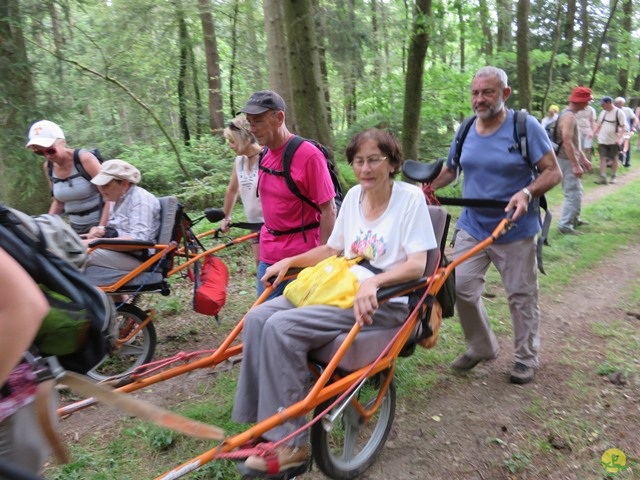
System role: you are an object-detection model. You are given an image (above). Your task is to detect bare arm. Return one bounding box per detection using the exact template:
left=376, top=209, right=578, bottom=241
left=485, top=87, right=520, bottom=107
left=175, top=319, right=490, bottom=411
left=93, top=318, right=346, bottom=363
left=78, top=150, right=103, bottom=179
left=560, top=114, right=586, bottom=177
left=505, top=151, right=562, bottom=220
left=221, top=167, right=240, bottom=232
left=430, top=165, right=458, bottom=190
left=318, top=198, right=337, bottom=244
left=98, top=201, right=110, bottom=227
left=0, top=249, right=48, bottom=384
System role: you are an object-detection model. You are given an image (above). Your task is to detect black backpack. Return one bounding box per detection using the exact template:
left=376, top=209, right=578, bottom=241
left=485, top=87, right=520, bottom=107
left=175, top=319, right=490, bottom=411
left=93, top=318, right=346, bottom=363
left=47, top=148, right=104, bottom=184
left=543, top=110, right=571, bottom=154
left=259, top=135, right=343, bottom=211
left=0, top=204, right=116, bottom=374
left=451, top=110, right=552, bottom=274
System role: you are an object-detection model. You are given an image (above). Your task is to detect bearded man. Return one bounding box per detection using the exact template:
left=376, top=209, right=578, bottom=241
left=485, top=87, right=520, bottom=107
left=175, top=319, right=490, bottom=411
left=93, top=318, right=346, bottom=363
left=431, top=66, right=562, bottom=384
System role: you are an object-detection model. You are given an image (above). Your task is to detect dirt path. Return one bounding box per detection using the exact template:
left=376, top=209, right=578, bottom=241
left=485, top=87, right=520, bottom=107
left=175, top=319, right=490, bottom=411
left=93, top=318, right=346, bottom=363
left=57, top=166, right=640, bottom=479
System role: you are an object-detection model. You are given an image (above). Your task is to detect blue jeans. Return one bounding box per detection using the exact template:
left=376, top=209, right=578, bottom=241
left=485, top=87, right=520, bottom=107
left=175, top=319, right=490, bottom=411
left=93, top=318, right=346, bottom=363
left=257, top=261, right=292, bottom=300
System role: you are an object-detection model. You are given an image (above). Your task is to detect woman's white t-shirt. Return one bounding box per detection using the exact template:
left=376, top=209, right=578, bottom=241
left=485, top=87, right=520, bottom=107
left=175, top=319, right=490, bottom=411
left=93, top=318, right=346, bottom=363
left=328, top=180, right=437, bottom=277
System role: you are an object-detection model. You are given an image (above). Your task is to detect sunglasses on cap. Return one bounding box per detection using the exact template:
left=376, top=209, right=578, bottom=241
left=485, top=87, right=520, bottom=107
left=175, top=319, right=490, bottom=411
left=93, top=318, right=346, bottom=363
left=32, top=147, right=57, bottom=156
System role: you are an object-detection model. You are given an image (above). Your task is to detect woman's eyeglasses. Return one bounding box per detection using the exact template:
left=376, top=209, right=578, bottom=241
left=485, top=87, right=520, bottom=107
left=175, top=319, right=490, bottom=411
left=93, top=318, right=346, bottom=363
left=32, top=148, right=57, bottom=156
left=352, top=155, right=387, bottom=168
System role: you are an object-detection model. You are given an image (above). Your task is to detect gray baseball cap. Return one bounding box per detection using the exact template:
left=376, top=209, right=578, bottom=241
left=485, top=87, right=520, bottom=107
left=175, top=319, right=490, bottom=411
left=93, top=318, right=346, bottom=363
left=240, top=90, right=286, bottom=114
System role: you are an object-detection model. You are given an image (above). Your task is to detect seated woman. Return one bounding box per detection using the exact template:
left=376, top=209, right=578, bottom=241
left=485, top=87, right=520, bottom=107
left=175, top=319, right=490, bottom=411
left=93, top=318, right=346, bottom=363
left=232, top=128, right=437, bottom=474
left=83, top=159, right=161, bottom=285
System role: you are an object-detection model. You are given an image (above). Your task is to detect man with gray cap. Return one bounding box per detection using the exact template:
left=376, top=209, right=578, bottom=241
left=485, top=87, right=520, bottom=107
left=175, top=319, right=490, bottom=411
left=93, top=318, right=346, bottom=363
left=240, top=90, right=337, bottom=299
left=83, top=159, right=161, bottom=283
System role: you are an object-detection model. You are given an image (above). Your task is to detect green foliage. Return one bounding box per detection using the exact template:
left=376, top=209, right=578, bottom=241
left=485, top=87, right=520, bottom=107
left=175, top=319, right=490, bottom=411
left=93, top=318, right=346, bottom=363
left=114, top=136, right=233, bottom=210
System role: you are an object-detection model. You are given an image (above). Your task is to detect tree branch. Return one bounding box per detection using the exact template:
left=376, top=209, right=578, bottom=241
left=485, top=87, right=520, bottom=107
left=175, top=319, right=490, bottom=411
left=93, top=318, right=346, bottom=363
left=28, top=40, right=191, bottom=179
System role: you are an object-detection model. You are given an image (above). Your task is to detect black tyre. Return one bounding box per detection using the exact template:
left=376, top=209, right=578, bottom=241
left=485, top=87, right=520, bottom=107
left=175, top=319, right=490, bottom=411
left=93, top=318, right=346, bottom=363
left=310, top=372, right=396, bottom=479
left=87, top=303, right=156, bottom=382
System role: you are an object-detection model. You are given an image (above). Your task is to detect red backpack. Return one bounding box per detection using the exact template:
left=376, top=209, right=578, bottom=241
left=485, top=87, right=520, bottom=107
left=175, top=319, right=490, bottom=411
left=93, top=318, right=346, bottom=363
left=193, top=255, right=229, bottom=318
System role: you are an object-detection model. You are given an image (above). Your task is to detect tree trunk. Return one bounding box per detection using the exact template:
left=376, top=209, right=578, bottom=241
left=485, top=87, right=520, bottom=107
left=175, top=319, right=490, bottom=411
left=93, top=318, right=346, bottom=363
left=633, top=51, right=640, bottom=92
left=478, top=0, right=493, bottom=56
left=496, top=0, right=512, bottom=52
left=188, top=35, right=204, bottom=139
left=47, top=0, right=64, bottom=82
left=402, top=0, right=432, bottom=160
left=559, top=0, right=576, bottom=81
left=198, top=0, right=224, bottom=134
left=282, top=0, right=332, bottom=147
left=370, top=0, right=382, bottom=82
left=616, top=0, right=632, bottom=96
left=228, top=0, right=240, bottom=117
left=516, top=0, right=532, bottom=110
left=578, top=0, right=589, bottom=69
left=176, top=7, right=191, bottom=146
left=589, top=0, right=619, bottom=89
left=244, top=1, right=264, bottom=92
left=263, top=0, right=296, bottom=131
left=541, top=4, right=562, bottom=113
left=313, top=2, right=333, bottom=130
left=0, top=0, right=50, bottom=211
left=455, top=0, right=465, bottom=71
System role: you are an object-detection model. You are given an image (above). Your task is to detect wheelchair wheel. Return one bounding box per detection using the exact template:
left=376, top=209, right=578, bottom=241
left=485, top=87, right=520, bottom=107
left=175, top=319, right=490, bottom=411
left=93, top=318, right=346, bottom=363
left=310, top=371, right=396, bottom=480
left=87, top=304, right=156, bottom=382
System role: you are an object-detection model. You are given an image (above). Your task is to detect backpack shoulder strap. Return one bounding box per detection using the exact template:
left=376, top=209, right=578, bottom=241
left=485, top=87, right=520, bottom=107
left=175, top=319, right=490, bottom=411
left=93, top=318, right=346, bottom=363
left=282, top=135, right=320, bottom=211
left=73, top=149, right=92, bottom=182
left=514, top=109, right=552, bottom=274
left=514, top=109, right=529, bottom=161
left=452, top=115, right=476, bottom=170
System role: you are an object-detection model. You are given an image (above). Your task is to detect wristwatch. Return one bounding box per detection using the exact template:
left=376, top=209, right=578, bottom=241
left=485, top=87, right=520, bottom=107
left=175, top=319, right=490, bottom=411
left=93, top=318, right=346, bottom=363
left=522, top=187, right=533, bottom=203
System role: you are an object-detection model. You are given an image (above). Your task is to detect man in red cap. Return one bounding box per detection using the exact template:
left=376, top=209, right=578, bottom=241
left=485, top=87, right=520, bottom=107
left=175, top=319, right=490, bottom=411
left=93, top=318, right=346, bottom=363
left=556, top=87, right=594, bottom=235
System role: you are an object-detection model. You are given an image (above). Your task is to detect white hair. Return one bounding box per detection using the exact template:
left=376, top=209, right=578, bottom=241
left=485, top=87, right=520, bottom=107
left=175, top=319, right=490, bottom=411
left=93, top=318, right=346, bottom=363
left=473, top=66, right=509, bottom=89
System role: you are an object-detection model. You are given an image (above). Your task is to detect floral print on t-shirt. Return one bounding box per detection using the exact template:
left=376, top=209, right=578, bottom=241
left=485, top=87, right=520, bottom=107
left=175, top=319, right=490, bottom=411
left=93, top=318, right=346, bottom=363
left=351, top=228, right=387, bottom=260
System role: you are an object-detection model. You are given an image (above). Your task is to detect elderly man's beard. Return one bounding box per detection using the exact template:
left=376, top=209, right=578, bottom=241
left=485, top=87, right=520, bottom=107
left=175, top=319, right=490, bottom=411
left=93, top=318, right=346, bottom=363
left=474, top=95, right=505, bottom=120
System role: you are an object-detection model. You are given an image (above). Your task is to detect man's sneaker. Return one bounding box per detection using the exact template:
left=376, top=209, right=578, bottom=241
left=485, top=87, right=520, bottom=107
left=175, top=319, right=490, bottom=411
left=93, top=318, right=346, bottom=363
left=575, top=219, right=590, bottom=227
left=451, top=352, right=497, bottom=371
left=244, top=445, right=309, bottom=473
left=558, top=227, right=583, bottom=236
left=610, top=175, right=617, bottom=184
left=510, top=362, right=535, bottom=384
left=594, top=176, right=608, bottom=185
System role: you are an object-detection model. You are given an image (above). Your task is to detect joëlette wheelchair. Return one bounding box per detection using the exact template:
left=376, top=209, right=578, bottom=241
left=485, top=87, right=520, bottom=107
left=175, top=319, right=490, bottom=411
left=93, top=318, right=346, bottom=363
left=82, top=197, right=260, bottom=382
left=61, top=160, right=515, bottom=479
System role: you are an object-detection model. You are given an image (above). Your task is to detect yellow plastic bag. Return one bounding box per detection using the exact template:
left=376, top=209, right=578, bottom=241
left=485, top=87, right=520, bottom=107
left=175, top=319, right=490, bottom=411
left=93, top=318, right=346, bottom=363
left=284, top=255, right=362, bottom=309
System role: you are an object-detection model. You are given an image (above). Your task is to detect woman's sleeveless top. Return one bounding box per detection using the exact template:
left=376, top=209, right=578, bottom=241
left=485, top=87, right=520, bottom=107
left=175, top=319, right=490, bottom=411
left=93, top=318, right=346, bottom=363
left=51, top=150, right=102, bottom=233
left=235, top=155, right=263, bottom=223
